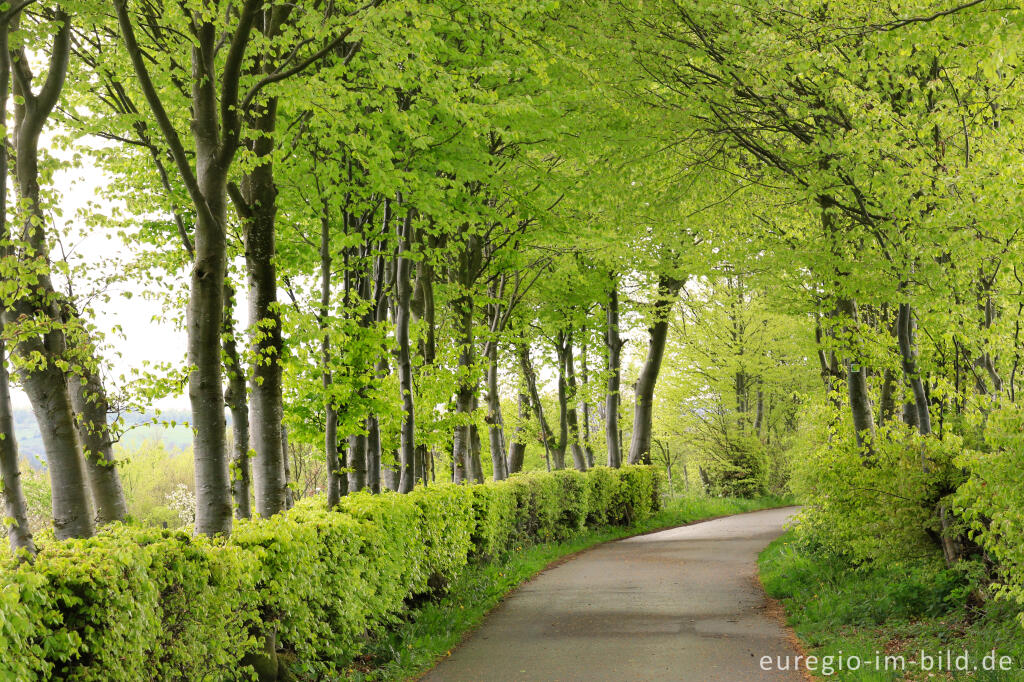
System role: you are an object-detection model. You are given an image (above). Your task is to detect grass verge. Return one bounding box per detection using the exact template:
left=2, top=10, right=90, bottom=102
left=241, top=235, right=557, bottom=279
left=351, top=493, right=792, bottom=680
left=759, top=532, right=1024, bottom=681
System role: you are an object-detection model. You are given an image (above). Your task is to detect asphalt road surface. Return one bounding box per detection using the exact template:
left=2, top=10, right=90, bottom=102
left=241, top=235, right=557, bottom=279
left=423, top=506, right=804, bottom=681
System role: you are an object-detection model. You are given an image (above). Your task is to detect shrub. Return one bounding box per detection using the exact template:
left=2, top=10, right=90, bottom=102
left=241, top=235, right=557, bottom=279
left=0, top=465, right=659, bottom=680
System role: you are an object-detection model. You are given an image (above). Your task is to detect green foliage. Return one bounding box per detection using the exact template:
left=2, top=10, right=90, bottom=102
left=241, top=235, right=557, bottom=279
left=0, top=466, right=659, bottom=680
left=955, top=406, right=1024, bottom=610
left=761, top=533, right=1024, bottom=682
left=789, top=414, right=964, bottom=563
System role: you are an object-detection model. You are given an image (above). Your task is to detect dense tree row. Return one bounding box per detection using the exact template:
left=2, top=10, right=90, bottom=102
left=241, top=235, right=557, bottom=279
left=0, top=0, right=700, bottom=551
left=5, top=1, right=1024, bottom=623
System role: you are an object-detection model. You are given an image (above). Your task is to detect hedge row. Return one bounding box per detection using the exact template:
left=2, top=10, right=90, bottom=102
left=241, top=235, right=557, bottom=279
left=0, top=465, right=660, bottom=681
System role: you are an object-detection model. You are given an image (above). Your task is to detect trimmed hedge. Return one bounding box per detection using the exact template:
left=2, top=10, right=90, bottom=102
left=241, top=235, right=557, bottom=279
left=0, top=465, right=660, bottom=681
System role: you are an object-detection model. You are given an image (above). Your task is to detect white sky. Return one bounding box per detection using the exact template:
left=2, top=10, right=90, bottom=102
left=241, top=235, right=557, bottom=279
left=8, top=138, right=188, bottom=408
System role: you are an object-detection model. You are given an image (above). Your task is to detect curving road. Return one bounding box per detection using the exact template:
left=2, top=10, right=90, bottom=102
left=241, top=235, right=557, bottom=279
left=423, top=507, right=803, bottom=681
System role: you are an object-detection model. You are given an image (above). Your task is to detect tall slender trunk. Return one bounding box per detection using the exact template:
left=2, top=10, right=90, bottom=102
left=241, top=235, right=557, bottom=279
left=368, top=411, right=385, bottom=491
left=451, top=290, right=476, bottom=483
left=239, top=93, right=286, bottom=519
left=554, top=346, right=569, bottom=471
left=579, top=341, right=594, bottom=468
left=365, top=250, right=389, bottom=495
left=517, top=343, right=558, bottom=470
left=67, top=359, right=128, bottom=525
left=558, top=331, right=587, bottom=471
left=838, top=298, right=877, bottom=448
left=0, top=332, right=35, bottom=555
left=281, top=425, right=293, bottom=509
left=468, top=416, right=484, bottom=483
left=5, top=15, right=94, bottom=539
left=507, top=391, right=528, bottom=474
left=222, top=282, right=251, bottom=519
left=0, top=22, right=33, bottom=556
left=347, top=433, right=367, bottom=492
left=605, top=281, right=623, bottom=467
left=898, top=302, right=931, bottom=436
left=189, top=159, right=231, bottom=535
left=319, top=212, right=342, bottom=507
left=394, top=209, right=416, bottom=493
left=485, top=342, right=508, bottom=480
left=627, top=274, right=684, bottom=465
left=878, top=368, right=897, bottom=427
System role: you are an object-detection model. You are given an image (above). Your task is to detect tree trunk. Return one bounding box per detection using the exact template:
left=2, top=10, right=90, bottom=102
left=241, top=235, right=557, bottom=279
left=0, top=23, right=34, bottom=556
left=605, top=281, right=623, bottom=467
left=485, top=342, right=509, bottom=481
left=836, top=298, right=876, bottom=449
left=627, top=274, right=684, bottom=465
left=0, top=332, right=35, bottom=555
left=222, top=283, right=251, bottom=520
left=394, top=209, right=416, bottom=493
left=554, top=348, right=569, bottom=471
left=6, top=16, right=94, bottom=539
left=579, top=341, right=595, bottom=468
left=558, top=332, right=587, bottom=472
left=281, top=425, right=293, bottom=509
left=898, top=302, right=931, bottom=435
left=240, top=134, right=286, bottom=518
left=347, top=433, right=367, bottom=493
left=368, top=411, right=385, bottom=491
left=469, top=418, right=484, bottom=483
left=507, top=392, right=528, bottom=474
left=319, top=213, right=343, bottom=507
left=188, top=164, right=232, bottom=535
left=878, top=368, right=897, bottom=427
left=67, top=363, right=128, bottom=525
left=517, top=343, right=558, bottom=470
left=451, top=296, right=475, bottom=483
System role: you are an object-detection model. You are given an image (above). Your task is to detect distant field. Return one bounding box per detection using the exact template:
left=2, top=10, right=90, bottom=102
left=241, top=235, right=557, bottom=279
left=13, top=409, right=196, bottom=467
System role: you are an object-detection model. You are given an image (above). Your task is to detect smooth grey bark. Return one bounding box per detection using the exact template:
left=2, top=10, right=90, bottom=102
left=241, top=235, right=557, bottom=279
left=0, top=45, right=31, bottom=548
left=878, top=368, right=897, bottom=427
left=222, top=283, right=251, bottom=520
left=605, top=282, right=623, bottom=467
left=66, top=359, right=128, bottom=525
left=579, top=342, right=595, bottom=468
left=507, top=392, right=528, bottom=474
left=451, top=306, right=474, bottom=481
left=114, top=0, right=269, bottom=536
left=347, top=433, right=367, bottom=493
left=468, top=417, right=484, bottom=483
left=838, top=298, right=876, bottom=449
left=627, top=274, right=684, bottom=465
left=409, top=236, right=437, bottom=489
left=517, top=343, right=557, bottom=470
left=318, top=212, right=343, bottom=507
left=484, top=342, right=508, bottom=481
left=0, top=332, right=35, bottom=556
left=5, top=14, right=94, bottom=539
left=898, top=302, right=932, bottom=436
left=394, top=209, right=416, bottom=493
left=557, top=331, right=587, bottom=472
left=231, top=5, right=289, bottom=520
left=0, top=26, right=32, bottom=556
left=754, top=388, right=765, bottom=437
left=281, top=425, right=293, bottom=509
left=553, top=349, right=569, bottom=471
left=365, top=248, right=389, bottom=495
left=365, top=415, right=382, bottom=494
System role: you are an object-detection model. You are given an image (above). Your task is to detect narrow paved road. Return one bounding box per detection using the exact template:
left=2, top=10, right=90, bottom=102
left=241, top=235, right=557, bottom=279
left=424, top=507, right=803, bottom=681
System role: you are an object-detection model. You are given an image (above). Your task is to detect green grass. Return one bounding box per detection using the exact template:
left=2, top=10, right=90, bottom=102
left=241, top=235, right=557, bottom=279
left=349, top=493, right=792, bottom=680
left=759, top=533, right=1024, bottom=681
